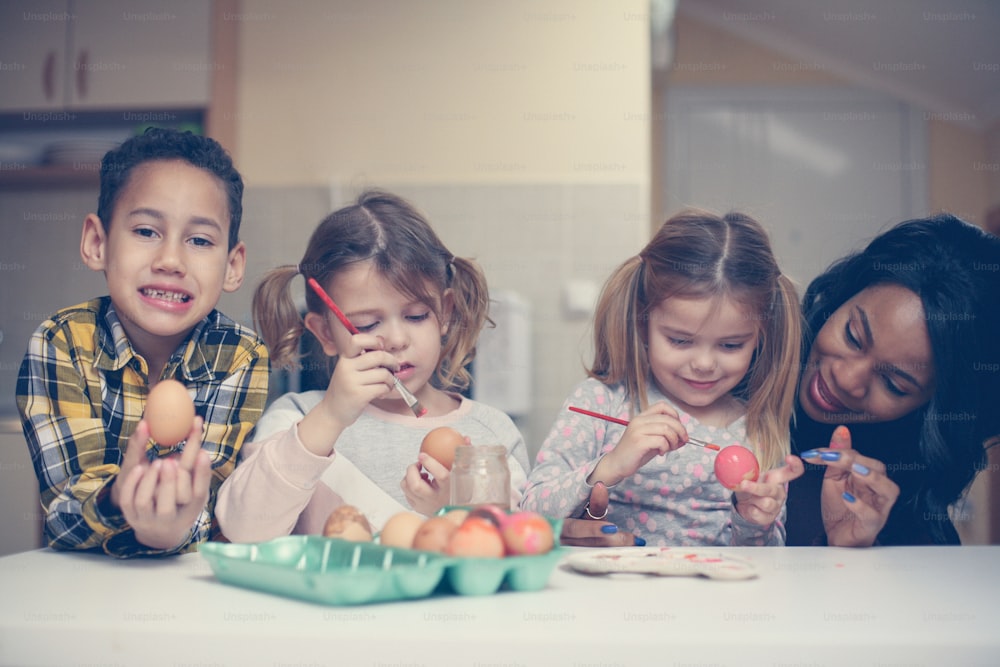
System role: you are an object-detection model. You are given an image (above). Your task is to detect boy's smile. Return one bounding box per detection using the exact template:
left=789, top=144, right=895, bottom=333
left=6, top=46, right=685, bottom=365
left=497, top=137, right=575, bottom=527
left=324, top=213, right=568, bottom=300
left=80, top=159, right=246, bottom=371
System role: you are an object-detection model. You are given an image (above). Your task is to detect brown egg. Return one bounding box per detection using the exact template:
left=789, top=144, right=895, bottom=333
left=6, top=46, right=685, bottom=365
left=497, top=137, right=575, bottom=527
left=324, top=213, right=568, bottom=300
left=418, top=427, right=467, bottom=470
left=411, top=516, right=457, bottom=553
left=323, top=505, right=373, bottom=542
left=379, top=512, right=425, bottom=549
left=145, top=379, right=195, bottom=446
left=446, top=516, right=505, bottom=558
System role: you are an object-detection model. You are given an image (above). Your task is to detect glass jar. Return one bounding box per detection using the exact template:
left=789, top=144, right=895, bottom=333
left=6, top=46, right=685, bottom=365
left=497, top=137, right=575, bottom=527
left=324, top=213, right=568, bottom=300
left=450, top=445, right=511, bottom=509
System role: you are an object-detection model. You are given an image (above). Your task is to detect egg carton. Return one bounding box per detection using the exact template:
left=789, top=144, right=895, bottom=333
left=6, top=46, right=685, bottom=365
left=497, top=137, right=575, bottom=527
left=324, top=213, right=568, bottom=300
left=200, top=515, right=564, bottom=605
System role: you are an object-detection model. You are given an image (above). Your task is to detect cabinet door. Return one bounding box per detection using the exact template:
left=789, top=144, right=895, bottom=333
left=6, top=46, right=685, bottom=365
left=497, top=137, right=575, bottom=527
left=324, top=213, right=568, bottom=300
left=69, top=0, right=212, bottom=109
left=0, top=0, right=70, bottom=111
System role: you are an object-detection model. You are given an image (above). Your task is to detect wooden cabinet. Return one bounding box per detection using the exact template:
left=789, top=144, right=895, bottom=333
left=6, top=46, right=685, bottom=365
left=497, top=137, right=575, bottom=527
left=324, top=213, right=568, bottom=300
left=0, top=0, right=237, bottom=188
left=0, top=0, right=212, bottom=112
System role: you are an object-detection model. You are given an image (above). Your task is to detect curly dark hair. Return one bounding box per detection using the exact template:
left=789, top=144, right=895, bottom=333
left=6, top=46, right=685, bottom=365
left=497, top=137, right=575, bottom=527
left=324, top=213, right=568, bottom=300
left=97, top=127, right=244, bottom=249
left=801, top=213, right=1000, bottom=543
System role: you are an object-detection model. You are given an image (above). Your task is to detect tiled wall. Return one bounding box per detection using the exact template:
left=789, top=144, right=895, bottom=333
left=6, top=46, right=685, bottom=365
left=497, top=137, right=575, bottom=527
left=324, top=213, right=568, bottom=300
left=0, top=187, right=106, bottom=417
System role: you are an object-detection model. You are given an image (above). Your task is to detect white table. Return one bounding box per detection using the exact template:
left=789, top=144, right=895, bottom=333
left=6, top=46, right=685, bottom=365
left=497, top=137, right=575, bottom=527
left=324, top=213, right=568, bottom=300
left=2, top=545, right=998, bottom=666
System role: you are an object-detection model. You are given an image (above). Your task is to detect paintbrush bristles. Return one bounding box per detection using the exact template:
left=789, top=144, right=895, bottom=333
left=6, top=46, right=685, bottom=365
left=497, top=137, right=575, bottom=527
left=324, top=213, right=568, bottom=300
left=393, top=377, right=427, bottom=417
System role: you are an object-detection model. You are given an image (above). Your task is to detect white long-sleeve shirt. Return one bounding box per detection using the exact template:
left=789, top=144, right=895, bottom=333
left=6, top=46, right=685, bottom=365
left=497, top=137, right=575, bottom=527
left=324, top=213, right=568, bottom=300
left=216, top=390, right=529, bottom=542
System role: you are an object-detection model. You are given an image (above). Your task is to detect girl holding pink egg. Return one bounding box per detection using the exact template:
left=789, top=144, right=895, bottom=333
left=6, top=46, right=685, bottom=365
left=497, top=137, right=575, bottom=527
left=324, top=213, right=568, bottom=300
left=520, top=210, right=804, bottom=547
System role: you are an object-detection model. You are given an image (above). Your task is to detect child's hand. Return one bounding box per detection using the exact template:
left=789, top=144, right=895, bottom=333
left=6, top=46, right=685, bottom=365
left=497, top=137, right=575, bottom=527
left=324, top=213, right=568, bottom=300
left=322, top=333, right=399, bottom=427
left=733, top=454, right=804, bottom=527
left=116, top=417, right=212, bottom=551
left=110, top=420, right=154, bottom=509
left=587, top=402, right=687, bottom=487
left=399, top=453, right=451, bottom=516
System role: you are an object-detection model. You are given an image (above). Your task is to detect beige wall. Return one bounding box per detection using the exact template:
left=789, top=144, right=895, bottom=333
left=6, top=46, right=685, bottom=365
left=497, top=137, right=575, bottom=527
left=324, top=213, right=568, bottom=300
left=928, top=120, right=991, bottom=225
left=664, top=13, right=844, bottom=87
left=235, top=0, right=649, bottom=186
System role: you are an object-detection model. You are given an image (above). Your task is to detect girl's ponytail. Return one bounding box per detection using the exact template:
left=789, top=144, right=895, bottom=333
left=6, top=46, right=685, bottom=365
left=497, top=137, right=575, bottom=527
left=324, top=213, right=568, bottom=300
left=252, top=265, right=305, bottom=369
left=437, top=255, right=491, bottom=391
left=589, top=256, right=648, bottom=413
left=743, top=272, right=802, bottom=471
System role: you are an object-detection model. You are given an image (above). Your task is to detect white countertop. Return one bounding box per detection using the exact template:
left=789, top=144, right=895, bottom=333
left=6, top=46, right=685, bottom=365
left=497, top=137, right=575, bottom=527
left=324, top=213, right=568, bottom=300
left=2, top=545, right=998, bottom=666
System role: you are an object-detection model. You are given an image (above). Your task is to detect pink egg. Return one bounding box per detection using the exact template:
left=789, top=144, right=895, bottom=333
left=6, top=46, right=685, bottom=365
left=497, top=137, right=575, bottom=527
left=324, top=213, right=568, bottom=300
left=714, top=445, right=760, bottom=490
left=501, top=511, right=555, bottom=556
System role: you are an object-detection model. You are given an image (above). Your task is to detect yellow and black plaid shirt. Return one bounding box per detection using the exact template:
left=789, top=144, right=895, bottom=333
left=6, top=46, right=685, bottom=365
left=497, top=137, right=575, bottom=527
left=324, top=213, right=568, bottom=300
left=16, top=297, right=269, bottom=557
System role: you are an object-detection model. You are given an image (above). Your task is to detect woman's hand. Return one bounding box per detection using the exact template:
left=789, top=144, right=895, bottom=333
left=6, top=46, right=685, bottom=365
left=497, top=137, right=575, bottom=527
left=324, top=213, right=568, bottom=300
left=733, top=455, right=804, bottom=527
left=557, top=482, right=643, bottom=547
left=587, top=402, right=687, bottom=487
left=800, top=425, right=900, bottom=547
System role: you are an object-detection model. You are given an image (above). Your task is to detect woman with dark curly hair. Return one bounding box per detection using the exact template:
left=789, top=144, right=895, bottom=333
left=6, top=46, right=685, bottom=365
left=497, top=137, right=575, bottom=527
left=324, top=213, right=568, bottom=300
left=787, top=213, right=1000, bottom=546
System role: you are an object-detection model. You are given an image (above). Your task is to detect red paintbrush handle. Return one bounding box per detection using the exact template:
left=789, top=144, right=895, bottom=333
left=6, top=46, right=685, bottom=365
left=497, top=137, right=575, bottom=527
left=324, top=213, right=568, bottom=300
left=568, top=405, right=720, bottom=450
left=307, top=278, right=359, bottom=335
left=568, top=406, right=630, bottom=426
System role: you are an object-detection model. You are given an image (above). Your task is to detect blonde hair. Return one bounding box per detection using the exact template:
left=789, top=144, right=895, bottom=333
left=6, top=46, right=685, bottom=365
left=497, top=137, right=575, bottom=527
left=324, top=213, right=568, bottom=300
left=253, top=190, right=491, bottom=392
left=589, top=210, right=802, bottom=470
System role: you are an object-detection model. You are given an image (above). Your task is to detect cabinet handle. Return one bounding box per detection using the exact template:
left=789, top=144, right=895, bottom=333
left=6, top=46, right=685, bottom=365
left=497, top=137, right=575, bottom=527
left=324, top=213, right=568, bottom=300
left=43, top=50, right=57, bottom=101
left=76, top=49, right=89, bottom=99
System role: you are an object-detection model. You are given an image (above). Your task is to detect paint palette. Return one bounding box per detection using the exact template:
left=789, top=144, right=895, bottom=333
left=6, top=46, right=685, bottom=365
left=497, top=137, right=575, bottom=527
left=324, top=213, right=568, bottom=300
left=564, top=547, right=757, bottom=581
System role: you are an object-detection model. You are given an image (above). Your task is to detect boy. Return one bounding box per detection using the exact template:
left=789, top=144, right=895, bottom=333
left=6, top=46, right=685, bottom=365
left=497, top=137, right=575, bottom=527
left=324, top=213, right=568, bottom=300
left=16, top=128, right=269, bottom=557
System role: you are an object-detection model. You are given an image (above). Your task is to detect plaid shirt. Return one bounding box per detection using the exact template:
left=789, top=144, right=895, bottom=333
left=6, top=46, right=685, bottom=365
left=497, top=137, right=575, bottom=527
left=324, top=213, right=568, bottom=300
left=16, top=297, right=269, bottom=558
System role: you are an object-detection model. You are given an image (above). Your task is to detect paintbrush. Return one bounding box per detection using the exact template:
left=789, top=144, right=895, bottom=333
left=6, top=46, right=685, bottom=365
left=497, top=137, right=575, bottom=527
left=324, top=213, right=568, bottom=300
left=568, top=406, right=721, bottom=450
left=307, top=277, right=428, bottom=418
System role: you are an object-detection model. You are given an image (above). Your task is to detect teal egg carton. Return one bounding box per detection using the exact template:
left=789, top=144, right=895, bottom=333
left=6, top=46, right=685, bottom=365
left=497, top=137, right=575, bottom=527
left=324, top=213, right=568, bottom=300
left=200, top=511, right=564, bottom=605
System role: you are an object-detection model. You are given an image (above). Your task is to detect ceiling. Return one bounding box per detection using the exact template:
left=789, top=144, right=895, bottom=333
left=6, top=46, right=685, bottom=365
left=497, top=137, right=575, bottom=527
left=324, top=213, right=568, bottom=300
left=674, top=0, right=1000, bottom=130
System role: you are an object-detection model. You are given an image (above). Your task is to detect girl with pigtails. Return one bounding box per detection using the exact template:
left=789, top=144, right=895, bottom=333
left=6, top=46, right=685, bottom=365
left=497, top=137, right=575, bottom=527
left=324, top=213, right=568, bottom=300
left=217, top=190, right=528, bottom=540
left=521, top=210, right=804, bottom=546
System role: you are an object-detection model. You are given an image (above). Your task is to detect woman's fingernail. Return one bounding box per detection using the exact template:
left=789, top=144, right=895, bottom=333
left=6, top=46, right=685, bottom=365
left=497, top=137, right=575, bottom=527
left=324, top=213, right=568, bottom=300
left=820, top=451, right=841, bottom=461
left=601, top=525, right=618, bottom=534
left=634, top=536, right=646, bottom=546
left=852, top=463, right=870, bottom=475
left=843, top=491, right=856, bottom=503
left=800, top=449, right=820, bottom=458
